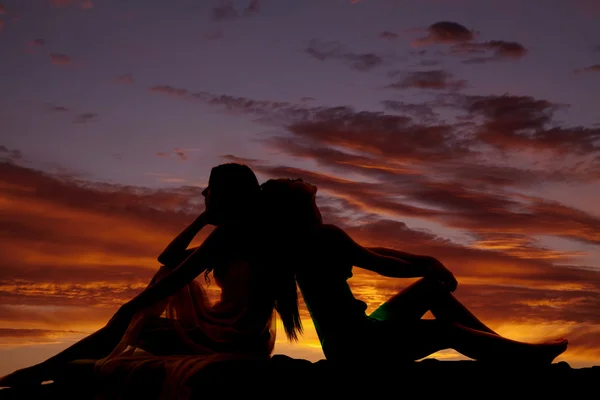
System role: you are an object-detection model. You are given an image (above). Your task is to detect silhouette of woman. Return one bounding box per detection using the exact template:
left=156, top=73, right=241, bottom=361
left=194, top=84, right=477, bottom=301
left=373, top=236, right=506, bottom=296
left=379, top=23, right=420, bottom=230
left=0, top=164, right=302, bottom=399
left=259, top=178, right=568, bottom=366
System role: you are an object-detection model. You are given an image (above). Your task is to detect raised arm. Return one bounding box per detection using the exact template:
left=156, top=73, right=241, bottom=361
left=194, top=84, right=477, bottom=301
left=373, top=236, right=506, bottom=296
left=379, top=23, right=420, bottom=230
left=157, top=212, right=210, bottom=266
left=116, top=226, right=227, bottom=318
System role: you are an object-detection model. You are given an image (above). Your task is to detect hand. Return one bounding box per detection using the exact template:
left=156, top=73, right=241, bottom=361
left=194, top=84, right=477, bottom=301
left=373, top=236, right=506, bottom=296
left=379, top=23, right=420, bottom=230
left=195, top=210, right=211, bottom=225
left=198, top=209, right=218, bottom=226
left=425, top=257, right=458, bottom=292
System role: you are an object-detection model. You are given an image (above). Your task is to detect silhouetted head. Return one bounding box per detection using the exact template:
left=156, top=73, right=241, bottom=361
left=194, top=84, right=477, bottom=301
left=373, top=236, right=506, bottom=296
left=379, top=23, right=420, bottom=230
left=201, top=163, right=260, bottom=225
left=259, top=178, right=323, bottom=230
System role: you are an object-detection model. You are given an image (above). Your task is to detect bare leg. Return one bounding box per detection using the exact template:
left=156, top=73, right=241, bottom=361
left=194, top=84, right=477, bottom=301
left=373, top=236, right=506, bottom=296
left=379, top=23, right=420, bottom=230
left=0, top=312, right=131, bottom=386
left=371, top=277, right=497, bottom=334
left=0, top=265, right=175, bottom=387
left=399, top=320, right=567, bottom=364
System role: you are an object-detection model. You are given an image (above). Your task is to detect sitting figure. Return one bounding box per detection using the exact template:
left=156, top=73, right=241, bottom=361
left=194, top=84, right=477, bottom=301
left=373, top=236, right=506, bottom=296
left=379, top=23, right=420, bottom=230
left=259, top=178, right=568, bottom=366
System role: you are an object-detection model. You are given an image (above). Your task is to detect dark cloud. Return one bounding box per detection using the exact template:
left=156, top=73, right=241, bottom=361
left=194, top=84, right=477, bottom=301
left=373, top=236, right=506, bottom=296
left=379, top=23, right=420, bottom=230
left=255, top=144, right=600, bottom=247
left=0, top=4, right=5, bottom=14
left=283, top=105, right=471, bottom=165
left=29, top=38, right=45, bottom=46
left=413, top=21, right=475, bottom=46
left=0, top=146, right=22, bottom=162
left=461, top=94, right=600, bottom=156
left=574, top=65, right=600, bottom=73
left=410, top=21, right=527, bottom=64
left=483, top=40, right=527, bottom=58
left=149, top=85, right=188, bottom=97
left=379, top=31, right=398, bottom=40
left=387, top=70, right=467, bottom=91
left=73, top=112, right=97, bottom=123
left=146, top=86, right=600, bottom=243
left=212, top=0, right=261, bottom=21
left=381, top=100, right=439, bottom=121
left=306, top=39, right=385, bottom=72
left=245, top=0, right=260, bottom=14
left=212, top=2, right=237, bottom=21
left=50, top=53, right=72, bottom=66
left=455, top=40, right=528, bottom=64
left=174, top=148, right=188, bottom=161
left=51, top=105, right=69, bottom=112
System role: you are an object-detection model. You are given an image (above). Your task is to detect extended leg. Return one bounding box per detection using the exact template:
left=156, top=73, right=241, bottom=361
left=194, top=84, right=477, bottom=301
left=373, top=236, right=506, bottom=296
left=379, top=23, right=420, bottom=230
left=383, top=319, right=567, bottom=364
left=0, top=315, right=131, bottom=386
left=368, top=278, right=497, bottom=332
left=0, top=265, right=176, bottom=387
left=370, top=277, right=497, bottom=334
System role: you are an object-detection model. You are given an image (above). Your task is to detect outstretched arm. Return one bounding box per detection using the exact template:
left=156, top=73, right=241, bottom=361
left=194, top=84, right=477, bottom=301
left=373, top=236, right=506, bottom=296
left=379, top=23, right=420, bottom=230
left=157, top=212, right=210, bottom=266
left=322, top=225, right=456, bottom=289
left=321, top=225, right=423, bottom=278
left=368, top=246, right=457, bottom=290
left=367, top=247, right=431, bottom=265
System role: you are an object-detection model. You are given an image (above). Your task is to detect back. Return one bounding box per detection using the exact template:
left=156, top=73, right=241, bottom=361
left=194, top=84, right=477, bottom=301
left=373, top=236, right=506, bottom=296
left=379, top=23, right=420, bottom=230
left=295, top=225, right=368, bottom=351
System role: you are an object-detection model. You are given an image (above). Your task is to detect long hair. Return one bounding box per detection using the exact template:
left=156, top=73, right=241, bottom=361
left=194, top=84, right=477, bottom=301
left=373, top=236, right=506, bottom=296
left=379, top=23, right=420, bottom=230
left=258, top=178, right=322, bottom=342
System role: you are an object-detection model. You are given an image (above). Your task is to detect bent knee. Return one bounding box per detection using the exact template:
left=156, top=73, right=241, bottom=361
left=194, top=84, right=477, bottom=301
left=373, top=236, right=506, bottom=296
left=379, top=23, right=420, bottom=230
left=418, top=276, right=450, bottom=293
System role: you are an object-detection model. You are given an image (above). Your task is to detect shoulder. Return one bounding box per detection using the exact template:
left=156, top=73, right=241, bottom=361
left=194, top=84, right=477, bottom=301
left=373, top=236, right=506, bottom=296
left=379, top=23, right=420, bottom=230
left=315, top=224, right=354, bottom=250
left=316, top=224, right=352, bottom=241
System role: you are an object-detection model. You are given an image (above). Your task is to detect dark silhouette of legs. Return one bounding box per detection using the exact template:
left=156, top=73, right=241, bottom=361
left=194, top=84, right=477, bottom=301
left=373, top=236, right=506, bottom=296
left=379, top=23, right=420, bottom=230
left=391, top=319, right=567, bottom=364
left=0, top=313, right=130, bottom=386
left=365, top=278, right=567, bottom=364
left=0, top=266, right=173, bottom=387
left=370, top=277, right=497, bottom=334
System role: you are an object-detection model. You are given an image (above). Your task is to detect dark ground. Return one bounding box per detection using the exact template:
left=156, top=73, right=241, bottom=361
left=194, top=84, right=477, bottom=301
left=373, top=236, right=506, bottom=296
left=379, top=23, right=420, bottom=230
left=1, top=355, right=598, bottom=399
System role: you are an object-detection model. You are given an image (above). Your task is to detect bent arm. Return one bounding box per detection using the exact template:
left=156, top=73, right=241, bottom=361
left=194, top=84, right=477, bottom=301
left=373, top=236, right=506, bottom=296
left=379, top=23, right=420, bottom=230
left=130, top=227, right=226, bottom=310
left=157, top=212, right=209, bottom=265
left=322, top=225, right=429, bottom=278
left=368, top=247, right=436, bottom=267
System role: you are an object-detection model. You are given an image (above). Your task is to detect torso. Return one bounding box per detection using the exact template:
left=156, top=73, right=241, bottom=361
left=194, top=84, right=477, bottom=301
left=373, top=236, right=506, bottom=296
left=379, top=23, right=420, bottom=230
left=294, top=226, right=369, bottom=355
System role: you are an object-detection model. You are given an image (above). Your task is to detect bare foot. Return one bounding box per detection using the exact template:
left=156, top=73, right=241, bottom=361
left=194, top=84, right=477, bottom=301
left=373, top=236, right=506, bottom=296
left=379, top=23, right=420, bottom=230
left=529, top=338, right=568, bottom=365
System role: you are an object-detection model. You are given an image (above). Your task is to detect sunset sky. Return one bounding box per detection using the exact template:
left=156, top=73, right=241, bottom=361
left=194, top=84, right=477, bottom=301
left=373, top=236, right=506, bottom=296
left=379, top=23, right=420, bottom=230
left=1, top=0, right=600, bottom=377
